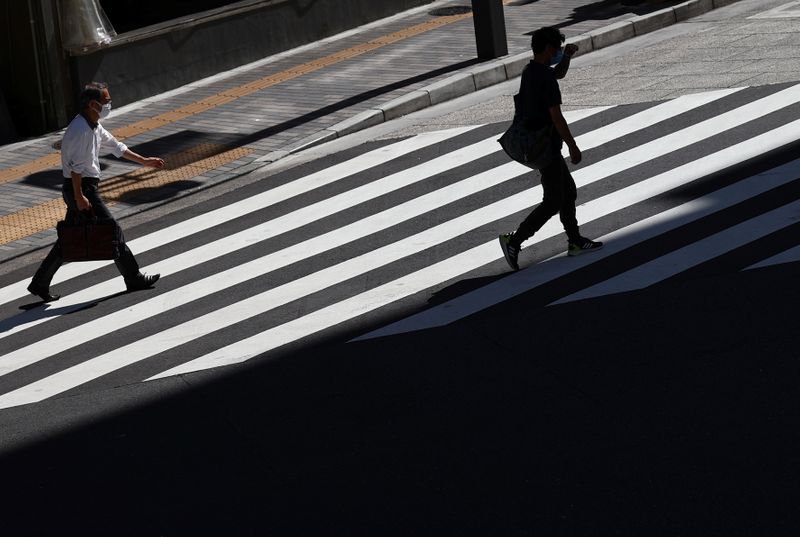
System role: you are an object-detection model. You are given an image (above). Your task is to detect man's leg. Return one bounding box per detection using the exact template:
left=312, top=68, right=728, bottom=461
left=27, top=187, right=77, bottom=301
left=83, top=185, right=158, bottom=289
left=556, top=159, right=581, bottom=244
left=556, top=163, right=604, bottom=256
left=499, top=158, right=563, bottom=270
left=28, top=242, right=63, bottom=301
left=81, top=183, right=141, bottom=281
left=512, top=159, right=564, bottom=246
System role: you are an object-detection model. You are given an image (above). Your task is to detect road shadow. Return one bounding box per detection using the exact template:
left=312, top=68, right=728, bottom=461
left=4, top=92, right=800, bottom=536
left=521, top=0, right=686, bottom=32
left=1, top=258, right=799, bottom=536
left=426, top=273, right=508, bottom=306
left=4, top=282, right=800, bottom=535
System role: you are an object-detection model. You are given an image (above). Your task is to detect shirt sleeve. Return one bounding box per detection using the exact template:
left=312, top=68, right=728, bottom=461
left=97, top=124, right=128, bottom=157
left=544, top=73, right=562, bottom=108
left=62, top=124, right=95, bottom=177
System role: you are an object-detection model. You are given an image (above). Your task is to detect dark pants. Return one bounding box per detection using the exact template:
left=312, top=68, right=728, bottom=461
left=31, top=178, right=140, bottom=289
left=512, top=157, right=581, bottom=247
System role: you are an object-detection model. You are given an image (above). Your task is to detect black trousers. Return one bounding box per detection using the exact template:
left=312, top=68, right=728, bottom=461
left=512, top=157, right=581, bottom=247
left=31, top=178, right=140, bottom=288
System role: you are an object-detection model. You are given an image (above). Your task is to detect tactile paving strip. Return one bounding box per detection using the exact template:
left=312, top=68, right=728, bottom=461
left=0, top=144, right=252, bottom=246
left=0, top=154, right=62, bottom=184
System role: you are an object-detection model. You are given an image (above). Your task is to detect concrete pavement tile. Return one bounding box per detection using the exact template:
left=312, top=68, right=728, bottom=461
left=656, top=71, right=762, bottom=89
left=730, top=46, right=800, bottom=60
left=719, top=20, right=800, bottom=34
left=725, top=58, right=782, bottom=74
left=773, top=33, right=800, bottom=46
left=733, top=71, right=800, bottom=86
left=625, top=59, right=758, bottom=77
left=684, top=33, right=750, bottom=48
left=728, top=33, right=800, bottom=47
left=565, top=88, right=679, bottom=107
left=563, top=75, right=671, bottom=94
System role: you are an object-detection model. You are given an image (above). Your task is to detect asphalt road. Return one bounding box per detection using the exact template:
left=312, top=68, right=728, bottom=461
left=2, top=1, right=800, bottom=535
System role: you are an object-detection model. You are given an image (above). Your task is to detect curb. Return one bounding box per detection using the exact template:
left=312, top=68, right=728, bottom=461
left=262, top=0, right=741, bottom=161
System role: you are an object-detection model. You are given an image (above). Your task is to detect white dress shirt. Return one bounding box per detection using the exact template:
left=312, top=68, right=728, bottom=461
left=61, top=114, right=128, bottom=179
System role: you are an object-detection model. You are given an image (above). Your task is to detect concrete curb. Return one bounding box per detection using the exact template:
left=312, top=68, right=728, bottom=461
left=267, top=0, right=742, bottom=161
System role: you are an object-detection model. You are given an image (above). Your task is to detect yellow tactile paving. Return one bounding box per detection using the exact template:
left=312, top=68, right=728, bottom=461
left=0, top=144, right=253, bottom=246
left=0, top=200, right=66, bottom=244
left=0, top=8, right=481, bottom=185
left=0, top=154, right=63, bottom=183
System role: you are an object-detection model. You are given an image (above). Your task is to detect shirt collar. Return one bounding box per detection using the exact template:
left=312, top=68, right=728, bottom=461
left=80, top=111, right=98, bottom=130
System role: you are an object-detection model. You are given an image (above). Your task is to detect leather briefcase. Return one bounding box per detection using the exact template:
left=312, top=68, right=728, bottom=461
left=56, top=212, right=122, bottom=261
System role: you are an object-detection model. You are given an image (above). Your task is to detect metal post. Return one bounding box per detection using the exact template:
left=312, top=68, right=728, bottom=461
left=471, top=0, right=508, bottom=60
left=27, top=0, right=49, bottom=132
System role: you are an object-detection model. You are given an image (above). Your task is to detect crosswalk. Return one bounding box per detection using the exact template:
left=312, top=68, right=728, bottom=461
left=1, top=82, right=799, bottom=409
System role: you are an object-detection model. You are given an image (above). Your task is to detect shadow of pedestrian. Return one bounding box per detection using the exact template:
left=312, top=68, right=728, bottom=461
left=14, top=290, right=127, bottom=316
left=23, top=163, right=110, bottom=192
left=113, top=180, right=203, bottom=205
left=523, top=0, right=685, bottom=31
left=427, top=274, right=508, bottom=305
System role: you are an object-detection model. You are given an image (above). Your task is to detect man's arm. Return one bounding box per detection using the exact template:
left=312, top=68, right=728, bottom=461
left=553, top=43, right=578, bottom=80
left=63, top=125, right=94, bottom=211
left=98, top=124, right=165, bottom=169
left=122, top=149, right=165, bottom=169
left=550, top=105, right=581, bottom=164
left=71, top=171, right=92, bottom=211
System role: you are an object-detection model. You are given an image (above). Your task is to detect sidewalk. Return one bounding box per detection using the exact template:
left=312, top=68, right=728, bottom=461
left=0, top=0, right=737, bottom=263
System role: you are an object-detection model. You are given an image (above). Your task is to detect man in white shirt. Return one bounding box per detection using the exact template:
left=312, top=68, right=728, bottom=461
left=28, top=82, right=165, bottom=302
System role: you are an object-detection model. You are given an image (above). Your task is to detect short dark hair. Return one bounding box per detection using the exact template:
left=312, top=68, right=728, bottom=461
left=530, top=27, right=565, bottom=54
left=78, top=81, right=108, bottom=110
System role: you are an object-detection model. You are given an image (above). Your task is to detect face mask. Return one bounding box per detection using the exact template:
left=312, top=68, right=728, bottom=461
left=99, top=102, right=112, bottom=119
left=549, top=49, right=564, bottom=66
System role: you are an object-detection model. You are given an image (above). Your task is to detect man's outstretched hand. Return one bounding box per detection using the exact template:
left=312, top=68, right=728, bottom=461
left=143, top=157, right=165, bottom=169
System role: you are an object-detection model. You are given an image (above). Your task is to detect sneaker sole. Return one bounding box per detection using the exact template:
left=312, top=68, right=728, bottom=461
left=568, top=244, right=604, bottom=257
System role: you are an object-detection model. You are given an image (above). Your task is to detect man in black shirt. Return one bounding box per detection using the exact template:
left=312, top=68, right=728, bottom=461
left=499, top=27, right=603, bottom=271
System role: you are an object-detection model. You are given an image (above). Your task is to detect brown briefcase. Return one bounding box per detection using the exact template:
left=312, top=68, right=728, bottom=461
left=56, top=212, right=122, bottom=262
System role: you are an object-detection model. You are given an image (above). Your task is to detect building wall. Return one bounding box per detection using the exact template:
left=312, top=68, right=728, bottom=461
left=1, top=0, right=434, bottom=142
left=72, top=0, right=433, bottom=107
left=1, top=0, right=49, bottom=139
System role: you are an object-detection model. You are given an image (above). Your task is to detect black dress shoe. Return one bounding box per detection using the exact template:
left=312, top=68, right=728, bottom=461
left=126, top=272, right=160, bottom=292
left=27, top=283, right=60, bottom=302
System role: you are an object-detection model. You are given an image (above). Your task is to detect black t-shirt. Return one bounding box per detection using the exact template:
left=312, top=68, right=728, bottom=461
left=513, top=61, right=562, bottom=131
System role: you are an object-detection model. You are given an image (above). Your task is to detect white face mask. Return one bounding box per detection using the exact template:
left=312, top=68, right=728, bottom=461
left=99, top=102, right=112, bottom=119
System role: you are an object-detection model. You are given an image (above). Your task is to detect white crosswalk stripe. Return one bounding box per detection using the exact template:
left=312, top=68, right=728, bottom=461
left=553, top=199, right=800, bottom=305
left=0, top=125, right=481, bottom=307
left=1, top=83, right=799, bottom=409
left=360, top=119, right=800, bottom=339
